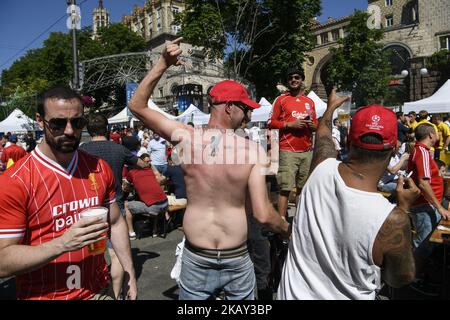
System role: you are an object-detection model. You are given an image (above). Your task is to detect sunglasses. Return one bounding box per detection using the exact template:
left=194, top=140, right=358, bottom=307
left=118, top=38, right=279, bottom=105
left=232, top=102, right=253, bottom=122
left=288, top=75, right=302, bottom=81
left=43, top=117, right=87, bottom=131
left=233, top=102, right=252, bottom=114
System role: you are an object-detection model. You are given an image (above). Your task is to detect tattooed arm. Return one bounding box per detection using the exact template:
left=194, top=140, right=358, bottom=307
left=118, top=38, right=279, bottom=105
left=309, top=89, right=349, bottom=174
left=374, top=207, right=415, bottom=288
left=373, top=175, right=420, bottom=288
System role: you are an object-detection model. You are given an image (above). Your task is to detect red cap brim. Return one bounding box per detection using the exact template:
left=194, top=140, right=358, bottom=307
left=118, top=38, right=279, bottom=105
left=242, top=98, right=261, bottom=109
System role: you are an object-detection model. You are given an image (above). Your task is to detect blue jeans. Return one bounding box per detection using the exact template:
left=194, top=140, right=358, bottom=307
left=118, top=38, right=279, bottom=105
left=178, top=246, right=256, bottom=300
left=410, top=204, right=441, bottom=258
left=127, top=199, right=168, bottom=216
left=153, top=164, right=168, bottom=176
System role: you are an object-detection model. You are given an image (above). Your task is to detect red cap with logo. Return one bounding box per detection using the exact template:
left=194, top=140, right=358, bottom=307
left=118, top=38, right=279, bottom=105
left=349, top=105, right=397, bottom=150
left=209, top=80, right=261, bottom=109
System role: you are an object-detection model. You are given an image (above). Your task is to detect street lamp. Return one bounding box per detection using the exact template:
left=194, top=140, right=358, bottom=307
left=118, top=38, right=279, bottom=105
left=419, top=67, right=428, bottom=98
left=67, top=0, right=81, bottom=91
left=401, top=67, right=429, bottom=100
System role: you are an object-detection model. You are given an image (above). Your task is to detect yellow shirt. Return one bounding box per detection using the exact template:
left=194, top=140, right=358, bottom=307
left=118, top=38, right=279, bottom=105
left=437, top=122, right=450, bottom=150
left=415, top=119, right=438, bottom=133
left=410, top=120, right=419, bottom=130
left=415, top=120, right=438, bottom=151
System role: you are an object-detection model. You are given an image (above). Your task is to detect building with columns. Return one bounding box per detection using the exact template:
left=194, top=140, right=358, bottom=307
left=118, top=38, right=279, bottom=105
left=304, top=0, right=450, bottom=102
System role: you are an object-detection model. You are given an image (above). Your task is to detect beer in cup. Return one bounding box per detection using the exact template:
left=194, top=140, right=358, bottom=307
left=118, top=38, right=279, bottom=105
left=80, top=206, right=108, bottom=255
left=336, top=91, right=352, bottom=124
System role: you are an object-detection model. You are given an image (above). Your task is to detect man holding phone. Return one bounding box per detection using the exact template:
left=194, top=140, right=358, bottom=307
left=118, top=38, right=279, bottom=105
left=268, top=67, right=317, bottom=219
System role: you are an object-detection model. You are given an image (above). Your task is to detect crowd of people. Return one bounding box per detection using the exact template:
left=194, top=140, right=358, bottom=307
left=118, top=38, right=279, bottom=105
left=0, top=38, right=449, bottom=300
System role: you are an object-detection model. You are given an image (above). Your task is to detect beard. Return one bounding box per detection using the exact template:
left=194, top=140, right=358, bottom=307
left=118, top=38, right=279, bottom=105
left=44, top=130, right=81, bottom=154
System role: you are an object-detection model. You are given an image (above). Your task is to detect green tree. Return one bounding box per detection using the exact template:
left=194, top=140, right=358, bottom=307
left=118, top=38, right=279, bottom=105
left=0, top=24, right=146, bottom=118
left=95, top=23, right=147, bottom=56
left=175, top=0, right=321, bottom=99
left=325, top=11, right=391, bottom=107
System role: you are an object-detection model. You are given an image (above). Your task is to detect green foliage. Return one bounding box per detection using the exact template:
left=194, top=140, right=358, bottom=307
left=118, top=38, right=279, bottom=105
left=174, top=1, right=226, bottom=60
left=176, top=0, right=321, bottom=100
left=0, top=23, right=146, bottom=118
left=428, top=49, right=450, bottom=86
left=95, top=23, right=147, bottom=55
left=325, top=11, right=391, bottom=107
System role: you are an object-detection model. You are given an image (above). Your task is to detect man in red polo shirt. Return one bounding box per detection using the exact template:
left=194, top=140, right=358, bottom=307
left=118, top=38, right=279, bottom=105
left=268, top=67, right=317, bottom=219
left=124, top=153, right=168, bottom=238
left=408, top=122, right=450, bottom=294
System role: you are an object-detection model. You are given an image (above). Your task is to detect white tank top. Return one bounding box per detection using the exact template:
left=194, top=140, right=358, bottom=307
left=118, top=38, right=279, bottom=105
left=278, top=158, right=394, bottom=300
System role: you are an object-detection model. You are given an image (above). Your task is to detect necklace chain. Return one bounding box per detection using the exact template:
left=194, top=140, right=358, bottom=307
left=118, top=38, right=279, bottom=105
left=343, top=162, right=365, bottom=179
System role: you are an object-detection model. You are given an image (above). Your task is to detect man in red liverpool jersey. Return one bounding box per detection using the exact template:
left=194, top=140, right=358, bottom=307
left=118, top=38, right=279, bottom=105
left=268, top=67, right=317, bottom=219
left=0, top=86, right=137, bottom=300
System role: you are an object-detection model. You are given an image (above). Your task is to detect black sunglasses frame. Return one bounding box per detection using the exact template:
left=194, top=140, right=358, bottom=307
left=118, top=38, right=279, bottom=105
left=42, top=117, right=87, bottom=131
left=288, top=75, right=302, bottom=81
left=231, top=102, right=252, bottom=122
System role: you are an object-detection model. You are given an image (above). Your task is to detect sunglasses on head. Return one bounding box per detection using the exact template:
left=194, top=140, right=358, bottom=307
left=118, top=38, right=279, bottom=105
left=288, top=75, right=302, bottom=81
left=43, top=117, right=87, bottom=131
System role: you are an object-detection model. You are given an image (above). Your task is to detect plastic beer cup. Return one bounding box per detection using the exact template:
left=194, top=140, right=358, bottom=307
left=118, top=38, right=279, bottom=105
left=80, top=207, right=108, bottom=256
left=336, top=91, right=352, bottom=124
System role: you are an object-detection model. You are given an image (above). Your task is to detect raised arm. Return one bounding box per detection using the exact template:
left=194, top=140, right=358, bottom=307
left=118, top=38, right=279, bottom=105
left=309, top=89, right=349, bottom=174
left=128, top=37, right=188, bottom=144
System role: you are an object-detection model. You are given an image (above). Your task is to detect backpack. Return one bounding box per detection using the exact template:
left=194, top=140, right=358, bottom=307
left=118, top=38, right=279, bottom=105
left=133, top=216, right=153, bottom=239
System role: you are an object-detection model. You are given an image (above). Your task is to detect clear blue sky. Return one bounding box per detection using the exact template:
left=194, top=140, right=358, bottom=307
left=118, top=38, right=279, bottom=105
left=0, top=0, right=368, bottom=75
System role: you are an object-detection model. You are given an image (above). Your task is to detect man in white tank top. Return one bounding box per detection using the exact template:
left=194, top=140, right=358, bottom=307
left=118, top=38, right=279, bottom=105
left=278, top=90, right=421, bottom=300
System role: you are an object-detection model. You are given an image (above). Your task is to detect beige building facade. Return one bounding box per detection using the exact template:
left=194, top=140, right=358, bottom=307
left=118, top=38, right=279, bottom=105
left=304, top=16, right=352, bottom=99
left=304, top=0, right=450, bottom=101
left=121, top=0, right=227, bottom=112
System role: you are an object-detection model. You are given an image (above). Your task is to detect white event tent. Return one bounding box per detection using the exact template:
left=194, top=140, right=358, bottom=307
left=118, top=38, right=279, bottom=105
left=307, top=91, right=328, bottom=118
left=176, top=104, right=210, bottom=125
left=0, top=109, right=40, bottom=133
left=403, top=79, right=450, bottom=114
left=107, top=107, right=132, bottom=124
left=250, top=97, right=273, bottom=122
left=108, top=99, right=176, bottom=126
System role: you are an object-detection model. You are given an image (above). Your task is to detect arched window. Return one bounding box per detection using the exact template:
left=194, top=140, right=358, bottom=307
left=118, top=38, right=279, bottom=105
left=382, top=44, right=412, bottom=75
left=171, top=83, right=179, bottom=95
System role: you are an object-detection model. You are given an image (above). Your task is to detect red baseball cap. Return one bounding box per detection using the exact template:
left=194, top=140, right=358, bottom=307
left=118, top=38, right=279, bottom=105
left=209, top=80, right=261, bottom=109
left=349, top=105, right=397, bottom=150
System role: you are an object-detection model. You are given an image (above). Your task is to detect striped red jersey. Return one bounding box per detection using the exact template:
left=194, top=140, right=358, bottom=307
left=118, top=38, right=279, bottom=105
left=0, top=147, right=116, bottom=300
left=268, top=93, right=317, bottom=152
left=408, top=142, right=443, bottom=206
